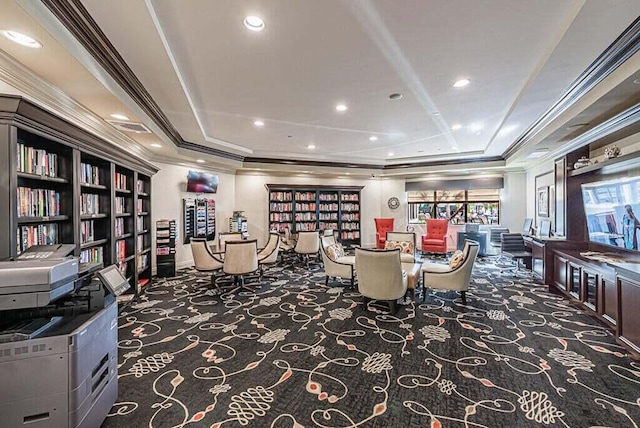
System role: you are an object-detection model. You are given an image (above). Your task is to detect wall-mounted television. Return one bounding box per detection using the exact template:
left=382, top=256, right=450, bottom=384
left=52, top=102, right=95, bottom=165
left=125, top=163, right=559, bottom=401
left=186, top=170, right=218, bottom=194
left=581, top=176, right=640, bottom=251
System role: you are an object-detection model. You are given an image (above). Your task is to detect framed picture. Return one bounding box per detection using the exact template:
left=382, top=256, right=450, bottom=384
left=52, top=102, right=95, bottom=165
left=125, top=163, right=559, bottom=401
left=537, top=186, right=549, bottom=217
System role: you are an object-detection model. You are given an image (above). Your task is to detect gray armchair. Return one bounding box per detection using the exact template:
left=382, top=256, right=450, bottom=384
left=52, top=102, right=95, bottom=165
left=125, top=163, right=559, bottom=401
left=355, top=248, right=408, bottom=313
left=385, top=231, right=417, bottom=263
left=320, top=236, right=356, bottom=288
left=421, top=240, right=479, bottom=304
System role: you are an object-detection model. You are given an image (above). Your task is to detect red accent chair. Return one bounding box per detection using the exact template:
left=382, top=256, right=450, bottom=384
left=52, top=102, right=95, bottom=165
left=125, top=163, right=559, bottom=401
left=374, top=218, right=395, bottom=249
left=422, top=219, right=449, bottom=254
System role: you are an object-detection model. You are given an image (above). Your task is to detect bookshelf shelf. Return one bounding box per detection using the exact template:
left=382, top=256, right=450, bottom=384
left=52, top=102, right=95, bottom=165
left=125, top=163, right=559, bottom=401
left=115, top=233, right=132, bottom=240
left=80, top=182, right=108, bottom=191
left=17, top=171, right=69, bottom=183
left=138, top=248, right=151, bottom=255
left=115, top=213, right=131, bottom=217
left=115, top=188, right=131, bottom=194
left=80, top=213, right=108, bottom=220
left=80, top=238, right=109, bottom=249
left=17, top=215, right=70, bottom=224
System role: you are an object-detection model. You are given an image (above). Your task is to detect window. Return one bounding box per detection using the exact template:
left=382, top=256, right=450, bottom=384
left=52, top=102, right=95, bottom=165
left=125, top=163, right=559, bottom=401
left=408, top=189, right=500, bottom=224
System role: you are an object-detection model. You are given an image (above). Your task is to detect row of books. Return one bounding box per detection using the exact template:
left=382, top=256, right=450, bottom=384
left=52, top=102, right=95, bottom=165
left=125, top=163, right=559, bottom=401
left=115, top=197, right=127, bottom=214
left=341, top=193, right=359, bottom=201
left=81, top=220, right=96, bottom=244
left=341, top=203, right=360, bottom=211
left=341, top=222, right=360, bottom=230
left=137, top=216, right=145, bottom=231
left=270, top=191, right=292, bottom=201
left=114, top=172, right=129, bottom=190
left=116, top=240, right=127, bottom=261
left=295, top=203, right=316, bottom=211
left=269, top=223, right=291, bottom=232
left=319, top=203, right=339, bottom=211
left=295, top=192, right=316, bottom=201
left=80, top=162, right=100, bottom=185
left=17, top=187, right=60, bottom=217
left=341, top=231, right=360, bottom=240
left=341, top=213, right=360, bottom=221
left=270, top=202, right=292, bottom=211
left=17, top=143, right=58, bottom=177
left=319, top=222, right=338, bottom=230
left=136, top=179, right=146, bottom=194
left=137, top=199, right=144, bottom=213
left=137, top=254, right=149, bottom=272
left=319, top=212, right=339, bottom=221
left=80, top=194, right=100, bottom=215
left=296, top=222, right=317, bottom=231
left=295, top=212, right=317, bottom=221
left=17, top=224, right=58, bottom=253
left=270, top=213, right=293, bottom=222
left=80, top=247, right=103, bottom=264
left=137, top=235, right=146, bottom=252
left=319, top=193, right=338, bottom=201
left=115, top=217, right=126, bottom=236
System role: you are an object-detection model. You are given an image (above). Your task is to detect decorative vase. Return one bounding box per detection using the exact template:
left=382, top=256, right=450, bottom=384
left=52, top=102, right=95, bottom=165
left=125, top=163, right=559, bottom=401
left=573, top=156, right=592, bottom=170
left=604, top=145, right=621, bottom=159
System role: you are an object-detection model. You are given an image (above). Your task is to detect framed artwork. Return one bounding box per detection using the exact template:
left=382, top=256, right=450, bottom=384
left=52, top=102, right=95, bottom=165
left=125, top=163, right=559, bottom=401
left=537, top=186, right=549, bottom=217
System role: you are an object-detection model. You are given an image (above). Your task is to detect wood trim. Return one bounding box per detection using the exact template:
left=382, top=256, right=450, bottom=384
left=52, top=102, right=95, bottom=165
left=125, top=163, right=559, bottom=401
left=0, top=95, right=158, bottom=175
left=266, top=184, right=364, bottom=191
left=504, top=16, right=640, bottom=158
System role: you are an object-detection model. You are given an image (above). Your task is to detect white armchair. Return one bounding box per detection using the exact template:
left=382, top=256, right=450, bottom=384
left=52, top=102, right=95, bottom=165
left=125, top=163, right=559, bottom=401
left=421, top=240, right=479, bottom=304
left=355, top=248, right=408, bottom=313
left=320, top=236, right=356, bottom=288
left=385, top=231, right=417, bottom=263
left=294, top=231, right=320, bottom=267
left=258, top=232, right=280, bottom=281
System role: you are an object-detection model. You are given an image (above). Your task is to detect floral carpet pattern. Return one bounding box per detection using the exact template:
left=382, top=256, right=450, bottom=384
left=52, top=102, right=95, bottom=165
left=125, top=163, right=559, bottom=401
left=102, top=260, right=640, bottom=428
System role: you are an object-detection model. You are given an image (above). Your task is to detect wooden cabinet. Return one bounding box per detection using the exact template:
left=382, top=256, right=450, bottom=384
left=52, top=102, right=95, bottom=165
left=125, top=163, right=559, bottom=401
left=529, top=238, right=545, bottom=279
left=600, top=274, right=618, bottom=326
left=553, top=253, right=568, bottom=293
left=582, top=268, right=598, bottom=311
left=617, top=274, right=640, bottom=355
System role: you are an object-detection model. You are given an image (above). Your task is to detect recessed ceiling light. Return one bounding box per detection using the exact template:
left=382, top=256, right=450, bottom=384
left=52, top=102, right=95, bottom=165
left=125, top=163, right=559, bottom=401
left=243, top=16, right=265, bottom=32
left=196, top=159, right=205, bottom=163
left=453, top=78, right=470, bottom=88
left=433, top=112, right=441, bottom=116
left=369, top=136, right=378, bottom=141
left=110, top=113, right=129, bottom=121
left=417, top=150, right=424, bottom=153
left=345, top=172, right=351, bottom=175
left=253, top=120, right=264, bottom=127
left=335, top=104, right=348, bottom=112
left=388, top=93, right=403, bottom=100
left=469, top=122, right=484, bottom=132
left=150, top=143, right=162, bottom=148
left=388, top=152, right=394, bottom=157
left=1, top=30, right=42, bottom=48
left=308, top=144, right=316, bottom=149
left=451, top=124, right=462, bottom=131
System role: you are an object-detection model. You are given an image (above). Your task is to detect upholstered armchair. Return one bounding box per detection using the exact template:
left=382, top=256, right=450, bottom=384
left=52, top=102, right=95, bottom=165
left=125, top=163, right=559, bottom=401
left=258, top=232, right=280, bottom=281
left=374, top=218, right=395, bottom=249
left=421, top=218, right=449, bottom=254
left=385, top=231, right=417, bottom=263
left=218, top=232, right=243, bottom=252
left=355, top=248, right=408, bottom=313
left=190, top=238, right=225, bottom=290
left=222, top=240, right=259, bottom=292
left=294, top=231, right=320, bottom=267
left=421, top=240, right=479, bottom=304
left=320, top=236, right=356, bottom=288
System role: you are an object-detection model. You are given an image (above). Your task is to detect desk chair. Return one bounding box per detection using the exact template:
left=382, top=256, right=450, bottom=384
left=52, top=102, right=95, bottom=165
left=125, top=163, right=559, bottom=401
left=221, top=240, right=259, bottom=293
left=355, top=248, right=407, bottom=314
left=258, top=232, right=280, bottom=281
left=218, top=232, right=243, bottom=252
left=500, top=233, right=532, bottom=275
left=489, top=227, right=509, bottom=259
left=294, top=231, right=320, bottom=268
left=190, top=238, right=226, bottom=292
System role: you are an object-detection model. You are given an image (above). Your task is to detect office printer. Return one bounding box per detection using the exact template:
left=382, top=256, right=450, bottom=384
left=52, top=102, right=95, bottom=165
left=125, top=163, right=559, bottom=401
left=0, top=247, right=128, bottom=428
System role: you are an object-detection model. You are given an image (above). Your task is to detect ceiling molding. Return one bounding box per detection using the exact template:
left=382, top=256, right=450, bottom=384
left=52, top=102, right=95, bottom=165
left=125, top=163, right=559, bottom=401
left=504, top=16, right=640, bottom=159
left=41, top=0, right=184, bottom=146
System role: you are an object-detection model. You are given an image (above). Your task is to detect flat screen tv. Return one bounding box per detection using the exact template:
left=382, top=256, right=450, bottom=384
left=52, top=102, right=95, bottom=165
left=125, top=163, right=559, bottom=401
left=581, top=176, right=640, bottom=250
left=186, top=170, right=218, bottom=193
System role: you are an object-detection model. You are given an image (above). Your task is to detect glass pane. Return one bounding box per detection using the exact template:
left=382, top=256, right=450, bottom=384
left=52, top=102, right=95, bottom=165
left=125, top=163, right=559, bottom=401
left=467, top=202, right=500, bottom=224
left=408, top=203, right=433, bottom=224
left=437, top=203, right=464, bottom=223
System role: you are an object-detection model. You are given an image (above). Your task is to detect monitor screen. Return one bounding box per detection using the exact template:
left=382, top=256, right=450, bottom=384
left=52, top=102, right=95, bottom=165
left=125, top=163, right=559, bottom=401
left=96, top=265, right=130, bottom=296
left=539, top=219, right=551, bottom=237
left=582, top=176, right=640, bottom=251
left=186, top=170, right=218, bottom=194
left=522, top=218, right=533, bottom=235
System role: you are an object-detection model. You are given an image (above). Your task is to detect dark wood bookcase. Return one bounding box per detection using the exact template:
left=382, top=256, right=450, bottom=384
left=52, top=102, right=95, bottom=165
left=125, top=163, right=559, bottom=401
left=266, top=184, right=363, bottom=246
left=0, top=95, right=157, bottom=298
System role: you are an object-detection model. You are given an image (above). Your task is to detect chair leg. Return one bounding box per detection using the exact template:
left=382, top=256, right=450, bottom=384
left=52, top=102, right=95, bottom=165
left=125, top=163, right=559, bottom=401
left=461, top=290, right=467, bottom=305
left=350, top=276, right=354, bottom=289
left=388, top=299, right=397, bottom=314
left=362, top=296, right=370, bottom=310
left=325, top=275, right=329, bottom=286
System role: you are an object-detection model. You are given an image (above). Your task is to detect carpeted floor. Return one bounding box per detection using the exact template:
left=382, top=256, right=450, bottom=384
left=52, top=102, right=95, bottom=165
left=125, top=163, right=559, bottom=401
left=102, top=258, right=640, bottom=428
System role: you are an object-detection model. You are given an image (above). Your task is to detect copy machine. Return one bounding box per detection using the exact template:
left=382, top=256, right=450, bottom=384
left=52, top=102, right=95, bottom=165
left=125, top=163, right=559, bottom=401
left=0, top=245, right=129, bottom=428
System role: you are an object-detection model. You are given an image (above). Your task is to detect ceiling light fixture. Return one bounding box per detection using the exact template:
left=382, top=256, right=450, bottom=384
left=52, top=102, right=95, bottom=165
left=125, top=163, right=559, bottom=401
left=1, top=30, right=42, bottom=48
left=388, top=152, right=394, bottom=157
left=388, top=93, right=403, bottom=100
left=110, top=113, right=129, bottom=121
left=433, top=112, right=441, bottom=116
left=335, top=104, right=348, bottom=112
left=253, top=120, right=264, bottom=127
left=308, top=144, right=316, bottom=149
left=196, top=159, right=205, bottom=163
left=469, top=122, right=484, bottom=132
left=453, top=78, right=470, bottom=88
left=150, top=143, right=162, bottom=148
left=369, top=136, right=378, bottom=141
left=243, top=16, right=265, bottom=32
left=451, top=124, right=462, bottom=131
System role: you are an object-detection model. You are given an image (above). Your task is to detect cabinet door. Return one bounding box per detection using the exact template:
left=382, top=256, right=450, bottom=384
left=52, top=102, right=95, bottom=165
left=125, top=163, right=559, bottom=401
left=568, top=262, right=581, bottom=299
left=617, top=275, right=640, bottom=354
left=582, top=269, right=598, bottom=311
left=600, top=275, right=617, bottom=327
left=531, top=241, right=544, bottom=280
left=553, top=254, right=567, bottom=293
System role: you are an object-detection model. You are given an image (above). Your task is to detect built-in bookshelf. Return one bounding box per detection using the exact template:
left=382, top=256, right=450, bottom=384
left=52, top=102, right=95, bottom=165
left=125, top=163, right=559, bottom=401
left=0, top=95, right=158, bottom=300
left=265, top=185, right=363, bottom=245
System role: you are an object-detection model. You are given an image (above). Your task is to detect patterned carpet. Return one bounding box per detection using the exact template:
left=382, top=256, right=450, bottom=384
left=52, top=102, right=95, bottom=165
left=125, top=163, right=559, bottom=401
left=102, top=259, right=640, bottom=428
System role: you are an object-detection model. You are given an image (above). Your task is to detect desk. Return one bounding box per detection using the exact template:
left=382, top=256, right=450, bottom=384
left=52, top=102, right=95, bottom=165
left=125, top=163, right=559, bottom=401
left=457, top=231, right=488, bottom=256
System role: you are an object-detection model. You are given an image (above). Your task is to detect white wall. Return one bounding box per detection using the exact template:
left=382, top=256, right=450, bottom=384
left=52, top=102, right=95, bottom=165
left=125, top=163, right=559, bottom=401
left=502, top=171, right=528, bottom=233
left=525, top=160, right=555, bottom=231
left=151, top=162, right=235, bottom=269
left=234, top=174, right=386, bottom=248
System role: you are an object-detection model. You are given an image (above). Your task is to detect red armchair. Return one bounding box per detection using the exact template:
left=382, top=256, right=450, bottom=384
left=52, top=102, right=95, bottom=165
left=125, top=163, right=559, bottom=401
left=374, top=218, right=395, bottom=249
left=422, top=219, right=449, bottom=254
